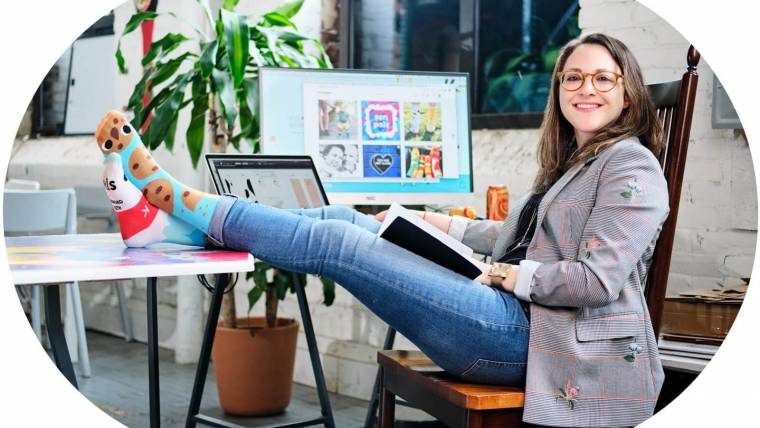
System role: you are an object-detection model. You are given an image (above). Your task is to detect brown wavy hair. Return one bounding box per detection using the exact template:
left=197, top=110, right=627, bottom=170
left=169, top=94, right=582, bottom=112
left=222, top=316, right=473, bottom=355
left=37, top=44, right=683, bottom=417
left=532, top=33, right=664, bottom=193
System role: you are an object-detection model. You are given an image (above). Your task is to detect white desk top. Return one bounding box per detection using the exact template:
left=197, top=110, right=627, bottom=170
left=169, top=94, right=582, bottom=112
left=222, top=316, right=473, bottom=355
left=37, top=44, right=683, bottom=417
left=6, top=233, right=255, bottom=285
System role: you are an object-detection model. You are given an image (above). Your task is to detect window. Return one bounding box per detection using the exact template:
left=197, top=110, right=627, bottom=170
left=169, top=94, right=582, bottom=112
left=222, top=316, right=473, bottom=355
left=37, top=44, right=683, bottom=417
left=348, top=0, right=580, bottom=128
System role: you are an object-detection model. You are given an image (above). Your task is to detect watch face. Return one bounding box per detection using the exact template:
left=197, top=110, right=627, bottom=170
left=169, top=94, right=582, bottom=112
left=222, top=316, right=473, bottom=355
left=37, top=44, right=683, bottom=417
left=488, top=263, right=511, bottom=277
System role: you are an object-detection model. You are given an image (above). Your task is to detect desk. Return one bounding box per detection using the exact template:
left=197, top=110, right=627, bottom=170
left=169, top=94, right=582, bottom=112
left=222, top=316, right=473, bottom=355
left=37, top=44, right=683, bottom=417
left=7, top=233, right=255, bottom=428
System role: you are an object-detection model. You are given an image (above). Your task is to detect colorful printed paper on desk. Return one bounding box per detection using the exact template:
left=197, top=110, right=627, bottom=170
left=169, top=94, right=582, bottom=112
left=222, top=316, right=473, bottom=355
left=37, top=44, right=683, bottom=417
left=5, top=233, right=255, bottom=285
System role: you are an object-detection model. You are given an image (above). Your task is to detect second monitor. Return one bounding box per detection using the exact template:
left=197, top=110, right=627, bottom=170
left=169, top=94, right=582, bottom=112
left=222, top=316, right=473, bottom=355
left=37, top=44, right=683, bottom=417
left=259, top=68, right=473, bottom=205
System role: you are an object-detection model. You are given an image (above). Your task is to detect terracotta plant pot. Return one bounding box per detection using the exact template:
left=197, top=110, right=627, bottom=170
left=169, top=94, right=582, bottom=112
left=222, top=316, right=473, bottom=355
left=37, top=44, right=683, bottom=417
left=212, top=317, right=299, bottom=416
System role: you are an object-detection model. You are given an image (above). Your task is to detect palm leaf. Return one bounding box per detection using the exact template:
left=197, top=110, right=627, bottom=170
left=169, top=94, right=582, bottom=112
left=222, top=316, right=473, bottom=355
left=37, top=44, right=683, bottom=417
left=274, top=0, right=304, bottom=19
left=221, top=9, right=250, bottom=90
left=115, top=11, right=159, bottom=73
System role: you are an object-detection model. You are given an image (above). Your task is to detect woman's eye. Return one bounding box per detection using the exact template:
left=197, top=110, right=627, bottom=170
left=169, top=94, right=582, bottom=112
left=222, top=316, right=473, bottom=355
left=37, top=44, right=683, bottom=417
left=566, top=75, right=581, bottom=81
left=597, top=74, right=613, bottom=82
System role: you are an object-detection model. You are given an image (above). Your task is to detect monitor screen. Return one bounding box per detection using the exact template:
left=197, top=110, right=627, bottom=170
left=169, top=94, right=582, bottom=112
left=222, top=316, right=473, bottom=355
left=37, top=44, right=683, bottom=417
left=259, top=68, right=473, bottom=205
left=205, top=155, right=328, bottom=209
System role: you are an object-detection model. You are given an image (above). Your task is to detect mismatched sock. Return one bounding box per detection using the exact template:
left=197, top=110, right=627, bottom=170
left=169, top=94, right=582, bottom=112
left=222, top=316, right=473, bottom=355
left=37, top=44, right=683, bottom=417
left=102, top=153, right=206, bottom=247
left=95, top=111, right=220, bottom=233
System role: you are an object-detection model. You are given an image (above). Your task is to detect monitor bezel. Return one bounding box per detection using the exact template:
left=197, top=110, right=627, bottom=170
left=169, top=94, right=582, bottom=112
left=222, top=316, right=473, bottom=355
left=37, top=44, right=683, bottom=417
left=258, top=67, right=474, bottom=206
left=204, top=153, right=331, bottom=206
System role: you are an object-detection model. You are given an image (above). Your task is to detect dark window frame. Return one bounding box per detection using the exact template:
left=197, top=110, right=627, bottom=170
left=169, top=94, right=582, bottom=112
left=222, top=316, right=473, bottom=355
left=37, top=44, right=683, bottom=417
left=342, top=0, right=548, bottom=130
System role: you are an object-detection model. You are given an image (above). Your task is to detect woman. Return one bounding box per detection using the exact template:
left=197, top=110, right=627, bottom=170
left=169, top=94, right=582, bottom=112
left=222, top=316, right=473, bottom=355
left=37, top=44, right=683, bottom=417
left=95, top=33, right=667, bottom=427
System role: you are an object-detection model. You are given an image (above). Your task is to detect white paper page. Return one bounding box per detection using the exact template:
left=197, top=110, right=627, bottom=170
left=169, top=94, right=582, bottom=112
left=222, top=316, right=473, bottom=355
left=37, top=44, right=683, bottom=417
left=378, top=203, right=474, bottom=260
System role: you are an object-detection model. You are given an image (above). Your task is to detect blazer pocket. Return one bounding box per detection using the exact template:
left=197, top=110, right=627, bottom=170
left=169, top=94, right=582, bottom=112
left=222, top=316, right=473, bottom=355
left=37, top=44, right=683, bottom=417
left=575, top=313, right=642, bottom=342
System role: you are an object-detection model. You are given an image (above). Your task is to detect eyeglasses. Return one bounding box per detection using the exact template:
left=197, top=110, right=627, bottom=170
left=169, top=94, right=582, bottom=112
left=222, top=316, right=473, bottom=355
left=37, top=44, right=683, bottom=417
left=556, top=71, right=623, bottom=92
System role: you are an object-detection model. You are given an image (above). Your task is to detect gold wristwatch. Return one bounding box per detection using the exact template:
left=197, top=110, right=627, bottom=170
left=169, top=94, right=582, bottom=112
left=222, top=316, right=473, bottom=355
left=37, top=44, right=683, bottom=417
left=487, top=263, right=513, bottom=280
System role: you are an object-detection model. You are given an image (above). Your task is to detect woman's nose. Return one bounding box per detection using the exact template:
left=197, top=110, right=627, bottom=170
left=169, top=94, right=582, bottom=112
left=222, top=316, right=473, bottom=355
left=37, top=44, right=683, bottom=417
left=578, top=75, right=597, bottom=95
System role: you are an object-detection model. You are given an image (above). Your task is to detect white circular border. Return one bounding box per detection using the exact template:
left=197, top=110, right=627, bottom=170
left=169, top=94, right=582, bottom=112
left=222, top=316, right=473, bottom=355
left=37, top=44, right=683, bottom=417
left=0, top=1, right=758, bottom=426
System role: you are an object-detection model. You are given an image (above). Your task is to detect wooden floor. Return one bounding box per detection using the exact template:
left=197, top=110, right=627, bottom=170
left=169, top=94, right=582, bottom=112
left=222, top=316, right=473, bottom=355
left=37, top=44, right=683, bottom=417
left=73, top=331, right=372, bottom=427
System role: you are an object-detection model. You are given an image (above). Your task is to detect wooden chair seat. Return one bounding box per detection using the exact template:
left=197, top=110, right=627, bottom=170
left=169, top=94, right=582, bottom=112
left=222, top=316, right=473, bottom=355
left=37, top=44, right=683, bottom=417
left=378, top=350, right=525, bottom=427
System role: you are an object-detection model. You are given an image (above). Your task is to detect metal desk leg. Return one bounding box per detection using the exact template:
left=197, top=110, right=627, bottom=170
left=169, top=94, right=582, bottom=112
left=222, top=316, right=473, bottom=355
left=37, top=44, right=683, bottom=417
left=44, top=284, right=78, bottom=388
left=292, top=273, right=335, bottom=428
left=363, top=327, right=396, bottom=428
left=186, top=273, right=229, bottom=428
left=147, top=277, right=160, bottom=428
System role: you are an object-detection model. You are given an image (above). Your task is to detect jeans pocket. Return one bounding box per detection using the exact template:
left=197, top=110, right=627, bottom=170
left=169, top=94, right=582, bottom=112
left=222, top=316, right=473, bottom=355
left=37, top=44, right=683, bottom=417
left=459, top=358, right=526, bottom=386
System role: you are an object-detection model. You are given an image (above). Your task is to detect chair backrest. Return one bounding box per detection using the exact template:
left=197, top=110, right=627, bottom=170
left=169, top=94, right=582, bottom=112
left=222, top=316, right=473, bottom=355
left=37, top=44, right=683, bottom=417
left=3, top=188, right=78, bottom=235
left=644, top=46, right=700, bottom=338
left=5, top=179, right=41, bottom=190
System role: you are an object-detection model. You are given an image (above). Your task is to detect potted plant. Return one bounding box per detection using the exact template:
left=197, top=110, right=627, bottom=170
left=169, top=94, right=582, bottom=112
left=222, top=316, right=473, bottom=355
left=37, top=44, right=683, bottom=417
left=115, top=0, right=335, bottom=415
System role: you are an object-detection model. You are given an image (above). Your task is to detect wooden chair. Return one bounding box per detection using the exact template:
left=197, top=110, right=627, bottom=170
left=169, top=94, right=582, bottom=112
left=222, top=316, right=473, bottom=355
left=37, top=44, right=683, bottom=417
left=366, top=46, right=701, bottom=428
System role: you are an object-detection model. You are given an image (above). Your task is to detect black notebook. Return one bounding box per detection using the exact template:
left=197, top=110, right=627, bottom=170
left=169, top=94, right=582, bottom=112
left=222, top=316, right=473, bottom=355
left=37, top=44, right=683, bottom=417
left=378, top=203, right=482, bottom=279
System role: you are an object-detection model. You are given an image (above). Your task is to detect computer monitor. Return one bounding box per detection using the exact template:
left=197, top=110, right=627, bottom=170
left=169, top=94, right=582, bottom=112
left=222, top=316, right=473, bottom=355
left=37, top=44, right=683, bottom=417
left=259, top=68, right=473, bottom=205
left=205, top=154, right=329, bottom=209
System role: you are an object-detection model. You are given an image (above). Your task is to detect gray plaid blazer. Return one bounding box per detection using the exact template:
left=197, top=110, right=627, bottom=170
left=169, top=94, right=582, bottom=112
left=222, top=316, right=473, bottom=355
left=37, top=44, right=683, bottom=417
left=460, top=138, right=668, bottom=427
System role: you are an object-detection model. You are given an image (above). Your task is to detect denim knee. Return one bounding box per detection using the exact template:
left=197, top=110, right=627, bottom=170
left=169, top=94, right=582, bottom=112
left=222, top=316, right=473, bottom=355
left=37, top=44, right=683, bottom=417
left=322, top=205, right=356, bottom=221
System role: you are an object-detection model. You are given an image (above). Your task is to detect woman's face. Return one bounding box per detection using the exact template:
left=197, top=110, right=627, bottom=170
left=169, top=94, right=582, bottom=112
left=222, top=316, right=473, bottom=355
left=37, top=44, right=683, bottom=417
left=559, top=43, right=627, bottom=147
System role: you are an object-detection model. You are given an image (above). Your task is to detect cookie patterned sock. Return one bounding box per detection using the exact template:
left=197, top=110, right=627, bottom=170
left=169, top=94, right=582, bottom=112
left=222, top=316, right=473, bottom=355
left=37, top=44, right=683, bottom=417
left=103, top=153, right=206, bottom=247
left=95, top=111, right=220, bottom=234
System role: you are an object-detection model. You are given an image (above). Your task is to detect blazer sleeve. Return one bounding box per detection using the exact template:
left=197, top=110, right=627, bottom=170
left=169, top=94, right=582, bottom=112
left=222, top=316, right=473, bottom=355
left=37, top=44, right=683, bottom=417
left=526, top=145, right=670, bottom=308
left=450, top=193, right=531, bottom=256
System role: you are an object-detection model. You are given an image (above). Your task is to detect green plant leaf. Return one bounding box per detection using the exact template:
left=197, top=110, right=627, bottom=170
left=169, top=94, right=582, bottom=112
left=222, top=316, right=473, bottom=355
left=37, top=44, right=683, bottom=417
left=263, top=12, right=297, bottom=29
left=115, top=11, right=160, bottom=73
left=199, top=41, right=218, bottom=79
left=311, top=40, right=333, bottom=69
left=186, top=74, right=209, bottom=168
left=126, top=71, right=153, bottom=128
left=248, top=40, right=268, bottom=66
left=505, top=52, right=534, bottom=73
left=212, top=68, right=238, bottom=130
left=142, top=33, right=190, bottom=66
left=250, top=268, right=268, bottom=289
left=164, top=115, right=178, bottom=152
left=144, top=72, right=193, bottom=150
left=223, top=0, right=240, bottom=11
left=151, top=52, right=196, bottom=87
left=274, top=0, right=303, bottom=19
left=274, top=272, right=290, bottom=300
left=320, top=277, right=335, bottom=306
left=277, top=30, right=309, bottom=44
left=255, top=26, right=285, bottom=66
left=221, top=9, right=249, bottom=90
left=247, top=284, right=264, bottom=313
left=195, top=0, right=214, bottom=28
left=277, top=43, right=308, bottom=67
left=244, top=77, right=259, bottom=121
left=543, top=46, right=561, bottom=73
left=254, top=261, right=272, bottom=270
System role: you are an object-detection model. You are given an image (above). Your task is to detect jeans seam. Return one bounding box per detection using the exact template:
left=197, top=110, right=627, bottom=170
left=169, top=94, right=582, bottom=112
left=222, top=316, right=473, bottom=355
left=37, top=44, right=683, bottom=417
left=262, top=254, right=530, bottom=331
left=461, top=358, right=527, bottom=378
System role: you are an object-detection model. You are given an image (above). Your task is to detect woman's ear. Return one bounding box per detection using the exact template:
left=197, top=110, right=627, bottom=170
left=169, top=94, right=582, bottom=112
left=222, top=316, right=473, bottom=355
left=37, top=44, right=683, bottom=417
left=623, top=95, right=630, bottom=109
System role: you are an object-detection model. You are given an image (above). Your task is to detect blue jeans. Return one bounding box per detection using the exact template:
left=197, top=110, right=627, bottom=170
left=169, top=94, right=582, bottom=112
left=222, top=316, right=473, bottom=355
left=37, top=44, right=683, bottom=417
left=209, top=197, right=529, bottom=385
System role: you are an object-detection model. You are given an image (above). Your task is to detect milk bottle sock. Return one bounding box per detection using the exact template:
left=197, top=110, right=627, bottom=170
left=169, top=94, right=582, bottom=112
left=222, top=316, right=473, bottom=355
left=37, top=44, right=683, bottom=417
left=95, top=111, right=220, bottom=234
left=102, top=153, right=206, bottom=247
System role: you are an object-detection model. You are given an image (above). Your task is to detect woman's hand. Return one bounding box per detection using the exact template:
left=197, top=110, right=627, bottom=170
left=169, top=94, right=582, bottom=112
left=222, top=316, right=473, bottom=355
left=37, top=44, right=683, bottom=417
left=473, top=260, right=518, bottom=292
left=473, top=259, right=492, bottom=286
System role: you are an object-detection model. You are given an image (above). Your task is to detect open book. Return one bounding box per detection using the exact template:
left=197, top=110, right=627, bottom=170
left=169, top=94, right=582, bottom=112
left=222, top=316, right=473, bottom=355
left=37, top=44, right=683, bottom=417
left=378, top=203, right=483, bottom=279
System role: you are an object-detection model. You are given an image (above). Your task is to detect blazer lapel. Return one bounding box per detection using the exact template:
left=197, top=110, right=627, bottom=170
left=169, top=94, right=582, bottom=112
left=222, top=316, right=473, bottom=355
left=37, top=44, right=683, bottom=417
left=535, top=156, right=598, bottom=230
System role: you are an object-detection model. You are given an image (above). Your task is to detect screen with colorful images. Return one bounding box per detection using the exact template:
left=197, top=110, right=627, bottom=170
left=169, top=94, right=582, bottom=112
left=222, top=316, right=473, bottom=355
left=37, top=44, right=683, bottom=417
left=259, top=68, right=472, bottom=204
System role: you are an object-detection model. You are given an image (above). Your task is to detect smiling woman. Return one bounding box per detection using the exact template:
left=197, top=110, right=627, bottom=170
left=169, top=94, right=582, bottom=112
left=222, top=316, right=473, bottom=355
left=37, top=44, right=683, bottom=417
left=84, top=32, right=670, bottom=427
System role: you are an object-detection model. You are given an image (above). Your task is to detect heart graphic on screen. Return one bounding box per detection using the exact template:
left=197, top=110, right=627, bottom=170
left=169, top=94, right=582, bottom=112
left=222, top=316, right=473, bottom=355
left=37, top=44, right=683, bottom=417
left=371, top=154, right=393, bottom=175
